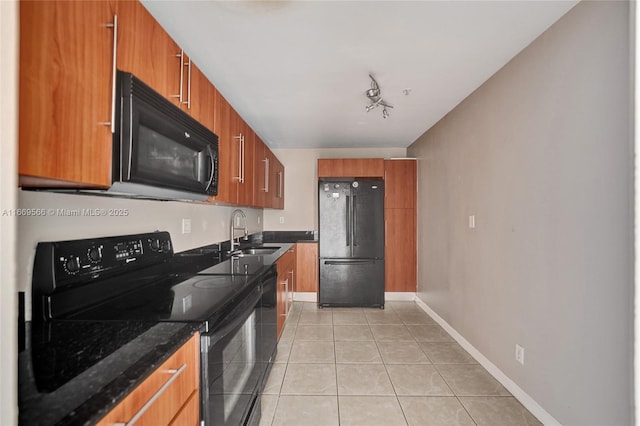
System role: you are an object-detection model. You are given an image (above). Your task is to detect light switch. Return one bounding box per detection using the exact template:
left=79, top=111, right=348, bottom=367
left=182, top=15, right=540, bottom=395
left=182, top=218, right=192, bottom=234
left=468, top=215, right=475, bottom=229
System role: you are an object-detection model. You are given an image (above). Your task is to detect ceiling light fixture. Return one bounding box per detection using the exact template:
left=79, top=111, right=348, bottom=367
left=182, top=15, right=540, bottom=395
left=365, top=74, right=393, bottom=119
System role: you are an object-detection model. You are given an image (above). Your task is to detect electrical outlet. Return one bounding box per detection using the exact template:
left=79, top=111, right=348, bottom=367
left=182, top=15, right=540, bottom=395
left=468, top=215, right=476, bottom=229
left=257, top=216, right=261, bottom=225
left=279, top=216, right=285, bottom=224
left=515, top=344, right=525, bottom=365
left=182, top=218, right=191, bottom=234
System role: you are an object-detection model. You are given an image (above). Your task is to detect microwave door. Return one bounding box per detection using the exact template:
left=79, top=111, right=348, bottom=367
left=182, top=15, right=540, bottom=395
left=124, top=99, right=217, bottom=196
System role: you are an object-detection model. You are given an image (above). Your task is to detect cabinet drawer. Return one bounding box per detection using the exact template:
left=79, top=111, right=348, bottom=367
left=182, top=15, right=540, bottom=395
left=97, top=333, right=199, bottom=426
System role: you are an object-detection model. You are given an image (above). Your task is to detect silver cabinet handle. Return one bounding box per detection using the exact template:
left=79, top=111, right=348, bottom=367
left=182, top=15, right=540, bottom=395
left=233, top=134, right=245, bottom=183
left=102, top=15, right=118, bottom=132
left=171, top=50, right=184, bottom=103
left=278, top=171, right=283, bottom=198
left=114, top=364, right=187, bottom=426
left=240, top=133, right=244, bottom=183
left=262, top=157, right=269, bottom=192
left=183, top=56, right=191, bottom=109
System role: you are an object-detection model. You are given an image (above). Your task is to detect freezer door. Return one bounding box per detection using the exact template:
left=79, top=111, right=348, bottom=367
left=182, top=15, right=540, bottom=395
left=318, top=181, right=352, bottom=258
left=319, top=258, right=384, bottom=307
left=351, top=180, right=385, bottom=259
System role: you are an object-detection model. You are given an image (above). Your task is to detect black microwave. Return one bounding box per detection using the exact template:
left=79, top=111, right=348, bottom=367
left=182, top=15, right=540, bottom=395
left=109, top=71, right=218, bottom=201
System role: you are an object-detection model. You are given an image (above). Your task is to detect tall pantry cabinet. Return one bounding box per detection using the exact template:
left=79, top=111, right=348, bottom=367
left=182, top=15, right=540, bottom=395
left=384, top=159, right=417, bottom=293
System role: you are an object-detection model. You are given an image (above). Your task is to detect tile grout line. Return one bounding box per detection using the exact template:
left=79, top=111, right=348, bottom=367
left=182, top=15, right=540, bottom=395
left=380, top=303, right=411, bottom=426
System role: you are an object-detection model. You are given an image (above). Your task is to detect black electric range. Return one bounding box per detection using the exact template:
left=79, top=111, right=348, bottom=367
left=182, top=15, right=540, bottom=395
left=22, top=231, right=278, bottom=426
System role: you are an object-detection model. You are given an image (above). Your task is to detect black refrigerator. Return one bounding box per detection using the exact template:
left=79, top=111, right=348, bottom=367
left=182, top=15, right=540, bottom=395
left=318, top=179, right=385, bottom=308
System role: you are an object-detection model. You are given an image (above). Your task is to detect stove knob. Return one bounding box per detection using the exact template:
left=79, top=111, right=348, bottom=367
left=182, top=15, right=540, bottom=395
left=161, top=240, right=171, bottom=252
left=65, top=257, right=80, bottom=274
left=150, top=239, right=160, bottom=251
left=88, top=247, right=102, bottom=263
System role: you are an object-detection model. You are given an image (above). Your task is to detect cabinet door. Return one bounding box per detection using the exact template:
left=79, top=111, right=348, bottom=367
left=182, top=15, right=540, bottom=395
left=115, top=1, right=182, bottom=107
left=286, top=246, right=296, bottom=312
left=210, top=90, right=237, bottom=204
left=97, top=333, right=200, bottom=426
left=296, top=243, right=318, bottom=293
left=384, top=159, right=416, bottom=209
left=276, top=257, right=288, bottom=338
left=317, top=158, right=384, bottom=178
left=19, top=0, right=116, bottom=187
left=270, top=152, right=285, bottom=210
left=254, top=138, right=268, bottom=208
left=384, top=208, right=417, bottom=292
left=276, top=248, right=296, bottom=338
left=189, top=63, right=216, bottom=132
left=236, top=118, right=256, bottom=207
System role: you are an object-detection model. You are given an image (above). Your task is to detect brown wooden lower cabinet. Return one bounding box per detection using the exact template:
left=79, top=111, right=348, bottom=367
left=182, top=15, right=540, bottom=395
left=276, top=246, right=296, bottom=338
left=96, top=333, right=200, bottom=426
left=169, top=390, right=200, bottom=426
left=385, top=208, right=417, bottom=292
left=295, top=242, right=318, bottom=293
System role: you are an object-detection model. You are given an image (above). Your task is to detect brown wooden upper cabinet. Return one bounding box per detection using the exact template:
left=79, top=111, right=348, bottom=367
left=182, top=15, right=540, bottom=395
left=272, top=156, right=285, bottom=210
left=116, top=1, right=182, bottom=108
left=384, top=158, right=417, bottom=209
left=254, top=137, right=268, bottom=208
left=118, top=2, right=215, bottom=129
left=187, top=63, right=216, bottom=132
left=19, top=0, right=116, bottom=187
left=235, top=114, right=256, bottom=207
left=210, top=105, right=258, bottom=207
left=317, top=158, right=385, bottom=178
left=254, top=137, right=284, bottom=209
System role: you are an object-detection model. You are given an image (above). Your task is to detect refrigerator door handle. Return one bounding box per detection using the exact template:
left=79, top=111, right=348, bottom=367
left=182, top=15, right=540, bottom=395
left=345, top=195, right=351, bottom=247
left=352, top=195, right=357, bottom=246
left=323, top=259, right=375, bottom=265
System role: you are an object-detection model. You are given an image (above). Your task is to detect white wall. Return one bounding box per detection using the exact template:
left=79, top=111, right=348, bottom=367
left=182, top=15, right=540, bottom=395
left=1, top=1, right=18, bottom=423
left=18, top=190, right=263, bottom=319
left=408, top=1, right=633, bottom=424
left=264, top=147, right=406, bottom=230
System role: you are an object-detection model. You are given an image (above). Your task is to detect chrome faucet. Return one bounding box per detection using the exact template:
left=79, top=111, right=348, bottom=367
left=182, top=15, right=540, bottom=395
left=229, top=209, right=248, bottom=252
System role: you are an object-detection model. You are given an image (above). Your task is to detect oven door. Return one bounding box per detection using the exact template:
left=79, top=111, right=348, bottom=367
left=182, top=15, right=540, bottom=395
left=116, top=71, right=218, bottom=197
left=201, top=284, right=263, bottom=426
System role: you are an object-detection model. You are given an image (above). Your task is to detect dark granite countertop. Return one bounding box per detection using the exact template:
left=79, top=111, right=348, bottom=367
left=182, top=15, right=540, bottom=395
left=262, top=230, right=317, bottom=243
left=19, top=321, right=197, bottom=426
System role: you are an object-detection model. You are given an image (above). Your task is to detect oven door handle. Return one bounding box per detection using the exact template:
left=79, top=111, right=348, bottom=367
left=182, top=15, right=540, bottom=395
left=203, top=286, right=261, bottom=350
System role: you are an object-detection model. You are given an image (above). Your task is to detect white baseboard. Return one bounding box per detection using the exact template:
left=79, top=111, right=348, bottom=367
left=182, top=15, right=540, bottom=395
left=414, top=298, right=560, bottom=426
left=384, top=292, right=417, bottom=301
left=293, top=292, right=416, bottom=303
left=293, top=292, right=317, bottom=302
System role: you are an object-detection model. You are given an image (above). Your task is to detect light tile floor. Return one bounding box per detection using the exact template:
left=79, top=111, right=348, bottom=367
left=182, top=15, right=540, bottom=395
left=260, top=301, right=542, bottom=426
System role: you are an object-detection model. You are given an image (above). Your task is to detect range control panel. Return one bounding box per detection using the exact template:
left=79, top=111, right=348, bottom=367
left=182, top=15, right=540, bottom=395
left=33, top=231, right=173, bottom=295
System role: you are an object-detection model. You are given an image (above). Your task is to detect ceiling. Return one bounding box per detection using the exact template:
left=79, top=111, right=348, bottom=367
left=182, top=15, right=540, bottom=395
left=140, top=1, right=578, bottom=149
